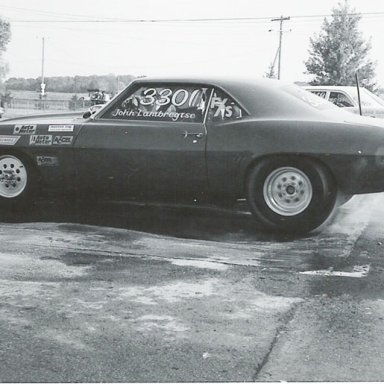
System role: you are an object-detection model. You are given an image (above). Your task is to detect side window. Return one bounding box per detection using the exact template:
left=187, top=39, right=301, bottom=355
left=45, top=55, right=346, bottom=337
left=103, top=84, right=210, bottom=123
left=208, top=88, right=245, bottom=122
left=329, top=91, right=354, bottom=107
left=310, top=90, right=327, bottom=99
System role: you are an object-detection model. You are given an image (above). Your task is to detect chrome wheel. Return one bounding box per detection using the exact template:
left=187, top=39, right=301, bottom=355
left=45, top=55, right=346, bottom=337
left=0, top=155, right=28, bottom=198
left=263, top=166, right=312, bottom=216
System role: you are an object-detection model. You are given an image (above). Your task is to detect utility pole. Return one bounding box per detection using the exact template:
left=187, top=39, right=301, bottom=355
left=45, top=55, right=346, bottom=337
left=271, top=16, right=290, bottom=80
left=40, top=37, right=46, bottom=98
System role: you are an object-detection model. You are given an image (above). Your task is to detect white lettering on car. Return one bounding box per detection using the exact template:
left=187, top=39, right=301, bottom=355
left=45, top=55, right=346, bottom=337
left=211, top=97, right=233, bottom=118
left=110, top=108, right=195, bottom=122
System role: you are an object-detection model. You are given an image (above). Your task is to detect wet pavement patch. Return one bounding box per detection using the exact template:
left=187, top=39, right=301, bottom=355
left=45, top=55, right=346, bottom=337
left=57, top=223, right=145, bottom=243
left=59, top=252, right=116, bottom=266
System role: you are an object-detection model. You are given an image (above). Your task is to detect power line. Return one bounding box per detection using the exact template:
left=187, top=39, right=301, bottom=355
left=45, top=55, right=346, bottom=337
left=6, top=11, right=384, bottom=23
left=0, top=3, right=120, bottom=21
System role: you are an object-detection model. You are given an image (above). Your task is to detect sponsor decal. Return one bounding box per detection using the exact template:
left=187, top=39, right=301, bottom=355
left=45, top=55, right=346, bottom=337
left=48, top=124, right=74, bottom=132
left=0, top=135, right=20, bottom=145
left=30, top=135, right=53, bottom=146
left=36, top=156, right=59, bottom=167
left=14, top=124, right=37, bottom=135
left=53, top=135, right=73, bottom=145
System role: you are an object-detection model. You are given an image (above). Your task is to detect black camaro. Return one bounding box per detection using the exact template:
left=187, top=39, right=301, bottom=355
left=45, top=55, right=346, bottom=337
left=1, top=76, right=384, bottom=233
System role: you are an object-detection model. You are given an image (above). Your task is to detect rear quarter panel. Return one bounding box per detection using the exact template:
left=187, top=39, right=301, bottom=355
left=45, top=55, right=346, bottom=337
left=206, top=118, right=384, bottom=196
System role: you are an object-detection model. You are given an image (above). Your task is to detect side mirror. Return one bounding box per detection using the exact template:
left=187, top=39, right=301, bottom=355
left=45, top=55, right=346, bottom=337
left=83, top=111, right=92, bottom=119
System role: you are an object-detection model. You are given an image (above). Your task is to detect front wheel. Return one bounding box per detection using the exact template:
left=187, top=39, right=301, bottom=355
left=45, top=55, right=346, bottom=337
left=0, top=154, right=37, bottom=211
left=246, top=157, right=337, bottom=233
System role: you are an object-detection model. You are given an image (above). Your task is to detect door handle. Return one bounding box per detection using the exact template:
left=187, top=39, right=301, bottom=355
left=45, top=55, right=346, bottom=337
left=183, top=131, right=205, bottom=139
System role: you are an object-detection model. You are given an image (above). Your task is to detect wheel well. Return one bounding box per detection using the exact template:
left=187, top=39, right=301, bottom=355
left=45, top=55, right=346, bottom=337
left=242, top=154, right=338, bottom=195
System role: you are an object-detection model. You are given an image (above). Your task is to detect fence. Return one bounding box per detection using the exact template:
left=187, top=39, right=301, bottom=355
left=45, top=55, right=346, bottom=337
left=6, top=98, right=92, bottom=111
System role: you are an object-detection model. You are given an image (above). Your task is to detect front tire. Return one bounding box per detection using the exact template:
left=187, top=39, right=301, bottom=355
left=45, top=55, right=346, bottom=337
left=0, top=153, right=37, bottom=211
left=246, top=157, right=337, bottom=233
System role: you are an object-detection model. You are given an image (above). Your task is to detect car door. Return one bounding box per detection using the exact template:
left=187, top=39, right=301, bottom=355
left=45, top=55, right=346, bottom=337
left=74, top=82, right=211, bottom=201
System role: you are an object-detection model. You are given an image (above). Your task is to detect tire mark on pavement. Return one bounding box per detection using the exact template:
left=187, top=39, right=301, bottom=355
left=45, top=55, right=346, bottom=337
left=252, top=300, right=303, bottom=381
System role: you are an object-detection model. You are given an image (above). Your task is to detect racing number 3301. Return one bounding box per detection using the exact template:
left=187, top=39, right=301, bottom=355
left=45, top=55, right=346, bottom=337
left=140, top=88, right=202, bottom=107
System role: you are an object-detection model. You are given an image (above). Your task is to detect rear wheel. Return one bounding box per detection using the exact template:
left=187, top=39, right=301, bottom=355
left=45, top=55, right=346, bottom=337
left=0, top=154, right=37, bottom=210
left=246, top=157, right=337, bottom=233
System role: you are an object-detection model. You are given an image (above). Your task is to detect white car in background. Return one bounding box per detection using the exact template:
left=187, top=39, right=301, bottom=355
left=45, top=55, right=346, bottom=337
left=305, top=85, right=384, bottom=118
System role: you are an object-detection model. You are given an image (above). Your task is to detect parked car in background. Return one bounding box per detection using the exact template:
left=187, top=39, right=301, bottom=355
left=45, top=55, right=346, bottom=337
left=304, top=85, right=384, bottom=118
left=0, top=106, right=3, bottom=118
left=2, top=76, right=384, bottom=233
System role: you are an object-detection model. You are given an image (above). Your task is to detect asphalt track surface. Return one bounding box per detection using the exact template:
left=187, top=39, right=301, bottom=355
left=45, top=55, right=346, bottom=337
left=1, top=194, right=384, bottom=381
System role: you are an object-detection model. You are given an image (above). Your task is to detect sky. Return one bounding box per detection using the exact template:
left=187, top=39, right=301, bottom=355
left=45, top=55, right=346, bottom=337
left=1, top=0, right=384, bottom=85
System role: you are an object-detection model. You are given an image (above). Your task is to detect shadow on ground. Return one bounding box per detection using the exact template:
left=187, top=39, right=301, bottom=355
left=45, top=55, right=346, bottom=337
left=0, top=199, right=303, bottom=243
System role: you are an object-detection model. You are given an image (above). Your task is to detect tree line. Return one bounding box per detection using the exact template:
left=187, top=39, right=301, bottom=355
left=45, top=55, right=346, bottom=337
left=4, top=74, right=136, bottom=94
left=264, top=1, right=377, bottom=91
left=0, top=17, right=11, bottom=82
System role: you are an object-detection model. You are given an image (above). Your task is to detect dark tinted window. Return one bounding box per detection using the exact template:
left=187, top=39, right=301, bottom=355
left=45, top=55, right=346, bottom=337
left=329, top=91, right=354, bottom=107
left=103, top=84, right=210, bottom=123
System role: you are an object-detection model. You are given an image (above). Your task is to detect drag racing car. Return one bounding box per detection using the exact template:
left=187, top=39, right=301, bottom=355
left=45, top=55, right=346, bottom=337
left=1, top=76, right=384, bottom=233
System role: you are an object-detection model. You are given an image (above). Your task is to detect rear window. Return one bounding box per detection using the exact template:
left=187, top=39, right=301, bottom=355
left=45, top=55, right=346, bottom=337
left=283, top=85, right=339, bottom=111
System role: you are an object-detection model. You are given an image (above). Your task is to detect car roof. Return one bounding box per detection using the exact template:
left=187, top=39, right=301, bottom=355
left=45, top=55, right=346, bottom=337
left=304, top=85, right=361, bottom=91
left=129, top=76, right=332, bottom=119
left=131, top=75, right=284, bottom=96
left=133, top=74, right=273, bottom=85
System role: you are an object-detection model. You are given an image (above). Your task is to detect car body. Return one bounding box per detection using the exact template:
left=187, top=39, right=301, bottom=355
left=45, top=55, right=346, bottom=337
left=2, top=76, right=384, bottom=233
left=304, top=85, right=384, bottom=118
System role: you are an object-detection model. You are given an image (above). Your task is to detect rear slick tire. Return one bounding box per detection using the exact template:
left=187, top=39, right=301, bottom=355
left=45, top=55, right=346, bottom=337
left=246, top=156, right=337, bottom=233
